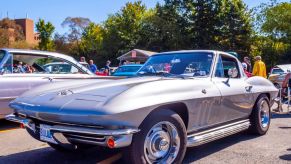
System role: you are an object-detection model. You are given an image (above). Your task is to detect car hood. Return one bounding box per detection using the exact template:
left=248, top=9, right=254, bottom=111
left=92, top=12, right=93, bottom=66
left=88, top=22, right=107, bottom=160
left=10, top=76, right=163, bottom=114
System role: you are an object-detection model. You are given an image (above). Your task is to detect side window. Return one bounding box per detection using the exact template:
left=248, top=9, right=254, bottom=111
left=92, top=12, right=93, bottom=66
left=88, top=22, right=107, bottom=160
left=2, top=55, right=13, bottom=74
left=11, top=54, right=83, bottom=74
left=215, top=54, right=240, bottom=78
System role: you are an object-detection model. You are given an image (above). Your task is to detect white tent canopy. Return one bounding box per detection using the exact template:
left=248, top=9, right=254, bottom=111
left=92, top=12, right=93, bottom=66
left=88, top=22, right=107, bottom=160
left=117, top=49, right=156, bottom=63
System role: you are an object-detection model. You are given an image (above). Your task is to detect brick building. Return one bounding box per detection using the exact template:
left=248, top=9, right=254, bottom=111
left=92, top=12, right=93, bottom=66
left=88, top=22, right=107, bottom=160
left=14, top=18, right=39, bottom=45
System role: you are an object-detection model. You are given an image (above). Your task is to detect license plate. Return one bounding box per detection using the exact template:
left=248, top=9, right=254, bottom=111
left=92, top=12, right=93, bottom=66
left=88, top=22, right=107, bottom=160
left=39, top=124, right=57, bottom=144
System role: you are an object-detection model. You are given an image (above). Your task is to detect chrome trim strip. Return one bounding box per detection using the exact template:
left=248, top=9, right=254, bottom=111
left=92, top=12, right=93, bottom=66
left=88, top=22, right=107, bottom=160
left=5, top=114, right=139, bottom=136
left=0, top=97, right=17, bottom=101
left=65, top=133, right=105, bottom=140
left=187, top=119, right=250, bottom=147
left=50, top=125, right=139, bottom=136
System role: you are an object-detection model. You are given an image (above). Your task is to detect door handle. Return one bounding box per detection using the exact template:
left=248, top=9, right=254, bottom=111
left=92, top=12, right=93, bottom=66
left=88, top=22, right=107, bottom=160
left=43, top=77, right=53, bottom=82
left=245, top=86, right=253, bottom=92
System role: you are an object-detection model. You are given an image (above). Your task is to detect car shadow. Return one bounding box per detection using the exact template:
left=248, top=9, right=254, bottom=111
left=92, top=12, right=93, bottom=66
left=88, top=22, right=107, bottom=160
left=0, top=120, right=19, bottom=131
left=0, top=146, right=121, bottom=164
left=183, top=132, right=259, bottom=163
left=271, top=113, right=291, bottom=119
left=279, top=148, right=291, bottom=161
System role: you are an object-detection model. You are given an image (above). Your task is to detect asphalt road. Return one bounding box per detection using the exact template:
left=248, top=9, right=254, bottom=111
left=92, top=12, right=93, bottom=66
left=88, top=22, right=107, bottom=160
left=1, top=113, right=291, bottom=164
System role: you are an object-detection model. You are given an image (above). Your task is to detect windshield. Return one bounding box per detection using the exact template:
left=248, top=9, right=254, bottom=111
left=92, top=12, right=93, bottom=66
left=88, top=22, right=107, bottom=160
left=43, top=64, right=73, bottom=73
left=272, top=68, right=284, bottom=74
left=138, top=52, right=214, bottom=77
left=115, top=66, right=142, bottom=73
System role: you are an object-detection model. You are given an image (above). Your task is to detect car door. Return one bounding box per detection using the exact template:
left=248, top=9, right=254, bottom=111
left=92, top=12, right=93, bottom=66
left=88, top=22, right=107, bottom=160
left=212, top=53, right=254, bottom=124
left=0, top=53, right=52, bottom=117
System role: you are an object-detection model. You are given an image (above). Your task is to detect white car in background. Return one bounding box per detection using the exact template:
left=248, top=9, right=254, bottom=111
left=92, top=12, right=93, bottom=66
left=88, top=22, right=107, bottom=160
left=0, top=49, right=97, bottom=119
left=268, top=64, right=291, bottom=88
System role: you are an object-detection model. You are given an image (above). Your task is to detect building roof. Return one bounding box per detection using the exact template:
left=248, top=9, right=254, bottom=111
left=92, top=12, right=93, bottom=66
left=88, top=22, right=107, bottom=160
left=117, top=49, right=156, bottom=62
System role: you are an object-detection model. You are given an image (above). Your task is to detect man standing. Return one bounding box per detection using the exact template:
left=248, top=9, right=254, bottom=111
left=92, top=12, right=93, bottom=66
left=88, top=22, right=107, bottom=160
left=242, top=56, right=252, bottom=73
left=104, top=60, right=111, bottom=76
left=89, top=60, right=98, bottom=73
left=252, top=56, right=267, bottom=78
left=80, top=56, right=86, bottom=63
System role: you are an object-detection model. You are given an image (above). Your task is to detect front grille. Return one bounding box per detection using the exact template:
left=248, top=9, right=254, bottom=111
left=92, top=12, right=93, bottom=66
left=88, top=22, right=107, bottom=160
left=27, top=116, right=104, bottom=129
left=63, top=132, right=106, bottom=145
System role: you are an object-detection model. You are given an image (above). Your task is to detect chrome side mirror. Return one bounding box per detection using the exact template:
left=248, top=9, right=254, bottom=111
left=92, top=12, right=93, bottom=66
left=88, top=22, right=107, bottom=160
left=228, top=68, right=238, bottom=78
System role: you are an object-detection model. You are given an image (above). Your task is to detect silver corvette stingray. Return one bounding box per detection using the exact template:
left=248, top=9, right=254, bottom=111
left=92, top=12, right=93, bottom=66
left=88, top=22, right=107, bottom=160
left=6, top=50, right=278, bottom=163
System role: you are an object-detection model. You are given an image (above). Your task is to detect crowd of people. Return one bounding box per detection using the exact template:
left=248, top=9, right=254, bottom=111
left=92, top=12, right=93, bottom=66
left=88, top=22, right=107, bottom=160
left=14, top=62, right=36, bottom=73
left=241, top=55, right=267, bottom=78
left=80, top=56, right=112, bottom=76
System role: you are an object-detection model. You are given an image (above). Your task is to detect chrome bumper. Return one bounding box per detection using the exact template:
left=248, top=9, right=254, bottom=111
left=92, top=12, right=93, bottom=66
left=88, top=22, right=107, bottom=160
left=5, top=114, right=139, bottom=148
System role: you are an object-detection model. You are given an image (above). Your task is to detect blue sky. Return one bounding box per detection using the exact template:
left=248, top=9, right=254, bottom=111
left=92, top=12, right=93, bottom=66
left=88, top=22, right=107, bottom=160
left=0, top=0, right=286, bottom=34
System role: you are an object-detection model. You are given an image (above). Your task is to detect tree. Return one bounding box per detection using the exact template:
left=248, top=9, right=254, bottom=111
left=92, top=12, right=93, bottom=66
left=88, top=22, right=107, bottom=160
left=36, top=19, right=55, bottom=51
left=102, top=1, right=150, bottom=60
left=54, top=33, right=71, bottom=54
left=182, top=0, right=223, bottom=49
left=140, top=1, right=190, bottom=51
left=261, top=2, right=291, bottom=41
left=61, top=17, right=91, bottom=42
left=251, top=1, right=291, bottom=69
left=217, top=0, right=253, bottom=56
left=0, top=18, right=25, bottom=48
left=61, top=17, right=91, bottom=56
left=79, top=23, right=103, bottom=59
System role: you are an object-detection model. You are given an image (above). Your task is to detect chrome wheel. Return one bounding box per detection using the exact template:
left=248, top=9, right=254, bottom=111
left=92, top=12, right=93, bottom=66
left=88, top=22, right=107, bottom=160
left=144, top=121, right=180, bottom=163
left=259, top=100, right=270, bottom=128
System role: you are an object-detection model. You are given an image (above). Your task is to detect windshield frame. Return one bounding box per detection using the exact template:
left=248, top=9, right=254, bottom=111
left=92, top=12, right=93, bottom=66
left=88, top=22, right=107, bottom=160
left=138, top=51, right=215, bottom=78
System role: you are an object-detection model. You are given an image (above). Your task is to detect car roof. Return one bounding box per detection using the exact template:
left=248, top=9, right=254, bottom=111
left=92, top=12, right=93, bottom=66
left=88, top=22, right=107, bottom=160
left=1, top=48, right=75, bottom=61
left=1, top=48, right=94, bottom=75
left=275, top=64, right=291, bottom=72
left=153, top=50, right=233, bottom=57
left=44, top=62, right=71, bottom=66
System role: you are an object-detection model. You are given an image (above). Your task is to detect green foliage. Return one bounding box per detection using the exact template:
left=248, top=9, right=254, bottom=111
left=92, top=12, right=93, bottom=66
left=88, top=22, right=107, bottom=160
left=140, top=2, right=189, bottom=51
left=51, top=0, right=290, bottom=69
left=36, top=19, right=55, bottom=51
left=79, top=23, right=104, bottom=59
left=102, top=1, right=150, bottom=61
left=261, top=2, right=291, bottom=40
left=217, top=0, right=253, bottom=55
left=251, top=1, right=291, bottom=69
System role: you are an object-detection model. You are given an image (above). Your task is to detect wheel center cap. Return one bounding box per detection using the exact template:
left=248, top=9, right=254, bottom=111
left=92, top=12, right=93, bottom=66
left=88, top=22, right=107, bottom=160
left=159, top=139, right=169, bottom=151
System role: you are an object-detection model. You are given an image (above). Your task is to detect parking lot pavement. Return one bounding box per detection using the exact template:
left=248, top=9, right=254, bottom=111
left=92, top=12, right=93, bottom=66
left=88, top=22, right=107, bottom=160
left=1, top=113, right=291, bottom=164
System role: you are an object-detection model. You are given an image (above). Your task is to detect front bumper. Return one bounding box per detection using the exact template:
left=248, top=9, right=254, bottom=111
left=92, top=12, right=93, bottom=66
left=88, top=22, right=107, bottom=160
left=5, top=114, right=139, bottom=148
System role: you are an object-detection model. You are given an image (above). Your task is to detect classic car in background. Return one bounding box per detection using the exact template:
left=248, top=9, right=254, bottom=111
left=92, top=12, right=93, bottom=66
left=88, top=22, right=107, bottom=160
left=268, top=64, right=291, bottom=88
left=112, top=64, right=143, bottom=77
left=0, top=49, right=96, bottom=119
left=7, top=50, right=278, bottom=163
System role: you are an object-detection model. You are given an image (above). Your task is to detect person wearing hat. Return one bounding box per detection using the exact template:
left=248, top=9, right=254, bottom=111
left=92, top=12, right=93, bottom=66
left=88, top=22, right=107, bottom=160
left=252, top=56, right=267, bottom=78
